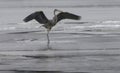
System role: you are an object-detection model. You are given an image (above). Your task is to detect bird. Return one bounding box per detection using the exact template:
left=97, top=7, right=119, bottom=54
left=23, top=9, right=81, bottom=48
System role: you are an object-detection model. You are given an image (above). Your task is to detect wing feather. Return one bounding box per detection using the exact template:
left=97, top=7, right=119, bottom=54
left=34, top=11, right=49, bottom=24
left=56, top=12, right=81, bottom=22
left=23, top=11, right=49, bottom=24
left=23, top=12, right=36, bottom=22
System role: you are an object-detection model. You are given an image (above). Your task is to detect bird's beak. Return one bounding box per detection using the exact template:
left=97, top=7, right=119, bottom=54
left=55, top=9, right=63, bottom=12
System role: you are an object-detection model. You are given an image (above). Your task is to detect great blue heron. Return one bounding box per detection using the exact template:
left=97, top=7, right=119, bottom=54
left=23, top=9, right=81, bottom=48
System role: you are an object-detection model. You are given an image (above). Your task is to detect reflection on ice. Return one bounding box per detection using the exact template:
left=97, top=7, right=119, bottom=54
left=0, top=70, right=90, bottom=73
left=13, top=70, right=90, bottom=73
left=0, top=29, right=120, bottom=72
left=101, top=20, right=120, bottom=24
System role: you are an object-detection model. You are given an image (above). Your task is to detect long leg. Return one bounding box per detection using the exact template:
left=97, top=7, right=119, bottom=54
left=47, top=30, right=50, bottom=49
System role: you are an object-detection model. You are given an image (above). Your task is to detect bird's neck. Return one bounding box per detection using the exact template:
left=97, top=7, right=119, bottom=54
left=52, top=15, right=58, bottom=24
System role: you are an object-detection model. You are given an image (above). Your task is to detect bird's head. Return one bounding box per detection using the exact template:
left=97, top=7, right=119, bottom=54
left=54, top=9, right=63, bottom=15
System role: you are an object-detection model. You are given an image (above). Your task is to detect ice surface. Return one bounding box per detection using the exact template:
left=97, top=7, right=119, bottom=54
left=0, top=0, right=120, bottom=73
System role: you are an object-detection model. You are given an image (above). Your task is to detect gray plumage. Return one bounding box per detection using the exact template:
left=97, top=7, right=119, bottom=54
left=23, top=9, right=81, bottom=31
left=23, top=9, right=81, bottom=48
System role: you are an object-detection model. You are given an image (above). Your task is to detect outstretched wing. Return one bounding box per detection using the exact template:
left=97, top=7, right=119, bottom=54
left=23, top=12, right=36, bottom=22
left=56, top=12, right=81, bottom=22
left=23, top=11, right=49, bottom=24
left=34, top=11, right=49, bottom=24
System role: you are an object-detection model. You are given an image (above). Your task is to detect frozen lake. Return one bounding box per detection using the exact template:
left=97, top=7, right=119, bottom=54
left=1, top=30, right=120, bottom=73
left=0, top=0, right=120, bottom=73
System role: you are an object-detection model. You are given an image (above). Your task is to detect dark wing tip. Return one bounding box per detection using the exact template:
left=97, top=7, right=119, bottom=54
left=23, top=14, right=35, bottom=22
left=77, top=16, right=81, bottom=20
left=23, top=18, right=28, bottom=22
left=23, top=16, right=32, bottom=22
left=64, top=12, right=81, bottom=20
left=69, top=13, right=81, bottom=20
left=23, top=12, right=37, bottom=22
